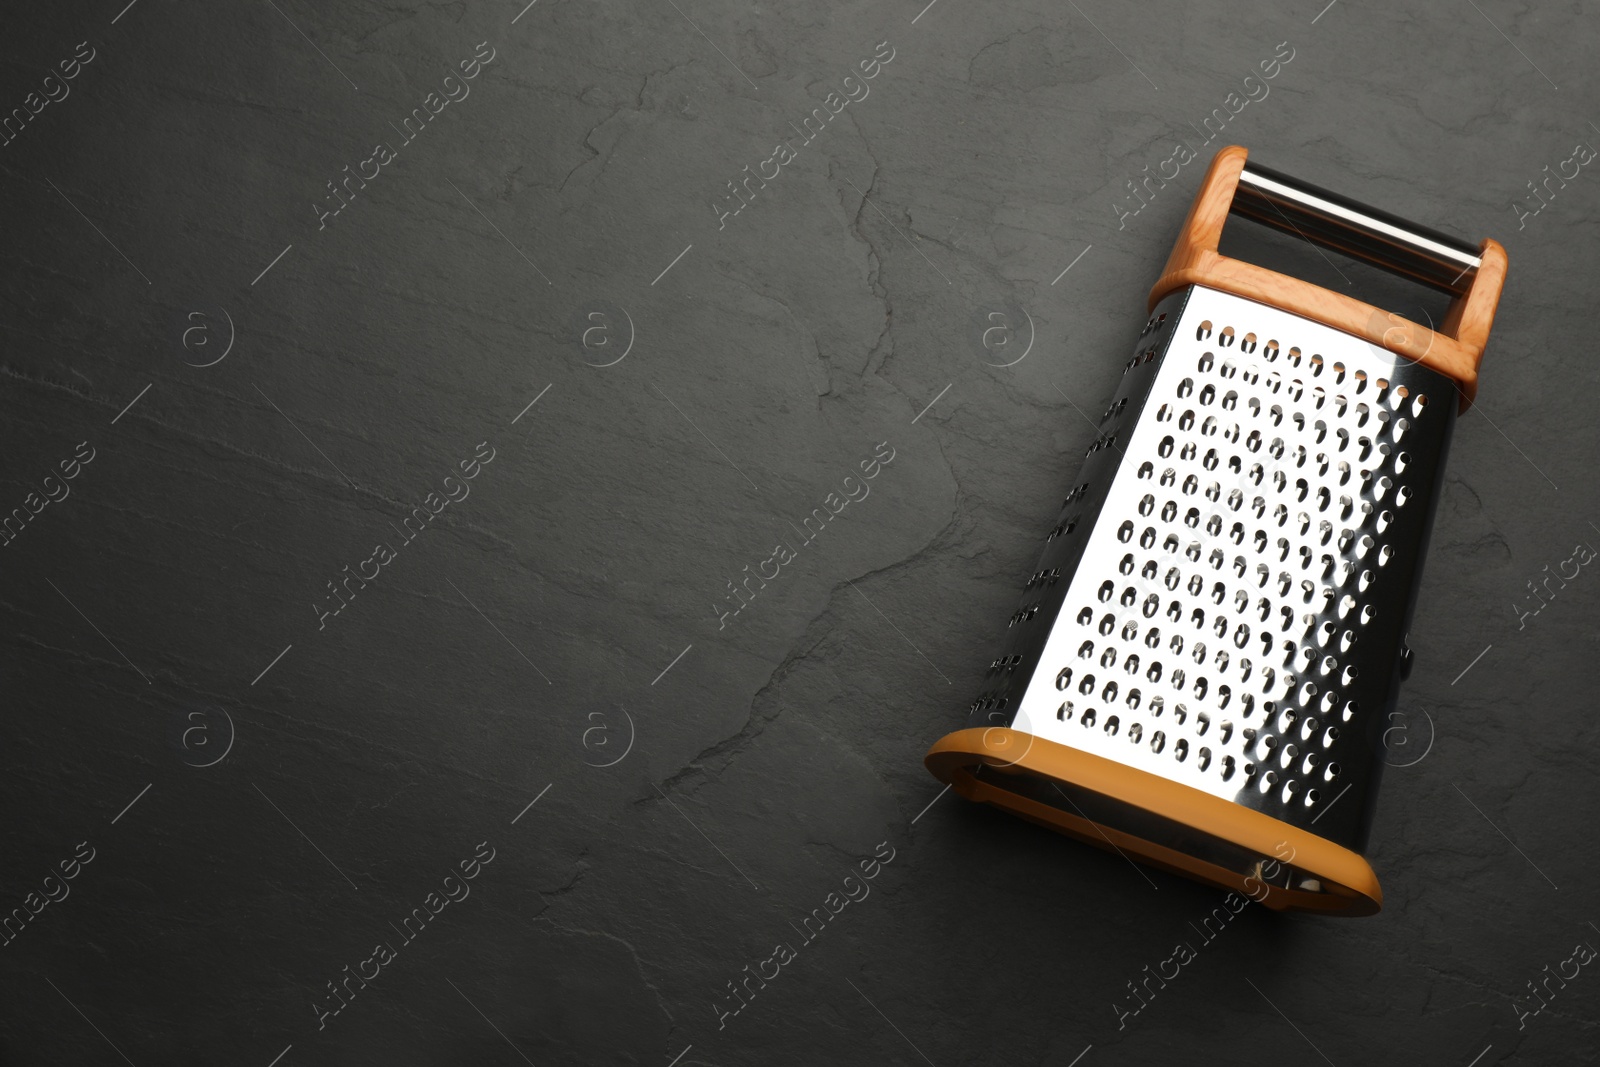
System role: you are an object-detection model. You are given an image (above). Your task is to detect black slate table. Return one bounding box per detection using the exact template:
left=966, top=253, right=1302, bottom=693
left=3, top=1, right=1597, bottom=1064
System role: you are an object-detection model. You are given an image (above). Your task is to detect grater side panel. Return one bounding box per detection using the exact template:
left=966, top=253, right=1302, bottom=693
left=996, top=285, right=1458, bottom=853
left=967, top=289, right=1192, bottom=736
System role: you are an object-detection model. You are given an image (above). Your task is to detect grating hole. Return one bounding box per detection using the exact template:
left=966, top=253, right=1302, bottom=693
left=1028, top=316, right=1431, bottom=797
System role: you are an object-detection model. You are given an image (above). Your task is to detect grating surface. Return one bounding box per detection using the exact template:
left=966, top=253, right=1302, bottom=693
left=971, top=285, right=1458, bottom=851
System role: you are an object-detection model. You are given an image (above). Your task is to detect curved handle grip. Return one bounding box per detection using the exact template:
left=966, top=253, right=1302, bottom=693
left=1149, top=146, right=1507, bottom=408
left=1233, top=162, right=1482, bottom=295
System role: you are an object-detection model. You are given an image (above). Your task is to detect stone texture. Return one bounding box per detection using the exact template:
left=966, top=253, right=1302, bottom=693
left=1, top=0, right=1597, bottom=1064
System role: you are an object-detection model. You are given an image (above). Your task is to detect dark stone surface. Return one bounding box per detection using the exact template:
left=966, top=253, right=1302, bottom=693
left=1, top=1, right=1596, bottom=1064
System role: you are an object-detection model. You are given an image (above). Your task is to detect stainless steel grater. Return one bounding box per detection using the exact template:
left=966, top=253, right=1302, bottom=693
left=926, top=145, right=1508, bottom=916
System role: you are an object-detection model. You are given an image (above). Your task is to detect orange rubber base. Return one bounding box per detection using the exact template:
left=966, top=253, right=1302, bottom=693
left=925, top=727, right=1382, bottom=916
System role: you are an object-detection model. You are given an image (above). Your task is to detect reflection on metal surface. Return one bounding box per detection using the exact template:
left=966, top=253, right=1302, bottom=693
left=968, top=284, right=1457, bottom=854
left=1235, top=162, right=1481, bottom=293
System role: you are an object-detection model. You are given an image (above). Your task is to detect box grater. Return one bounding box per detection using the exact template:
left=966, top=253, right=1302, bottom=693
left=925, top=145, right=1507, bottom=916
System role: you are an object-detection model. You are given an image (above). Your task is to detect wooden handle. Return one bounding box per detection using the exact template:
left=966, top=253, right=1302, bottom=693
left=1148, top=146, right=1507, bottom=408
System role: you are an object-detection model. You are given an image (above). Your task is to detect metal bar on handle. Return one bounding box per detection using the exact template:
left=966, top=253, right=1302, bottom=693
left=1231, top=162, right=1482, bottom=295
